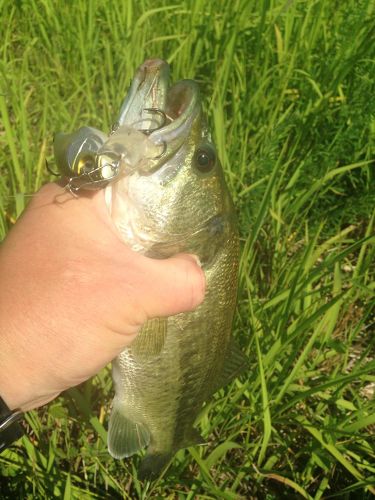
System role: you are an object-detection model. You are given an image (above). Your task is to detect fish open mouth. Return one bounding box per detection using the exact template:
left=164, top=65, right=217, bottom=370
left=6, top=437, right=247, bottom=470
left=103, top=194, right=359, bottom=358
left=53, top=59, right=202, bottom=195
left=117, top=59, right=200, bottom=154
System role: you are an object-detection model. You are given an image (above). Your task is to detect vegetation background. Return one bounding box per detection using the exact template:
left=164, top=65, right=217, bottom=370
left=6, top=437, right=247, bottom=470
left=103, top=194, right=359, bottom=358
left=0, top=0, right=374, bottom=498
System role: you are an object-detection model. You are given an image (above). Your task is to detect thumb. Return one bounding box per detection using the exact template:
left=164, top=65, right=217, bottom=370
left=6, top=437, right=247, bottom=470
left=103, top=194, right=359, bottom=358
left=137, top=253, right=206, bottom=318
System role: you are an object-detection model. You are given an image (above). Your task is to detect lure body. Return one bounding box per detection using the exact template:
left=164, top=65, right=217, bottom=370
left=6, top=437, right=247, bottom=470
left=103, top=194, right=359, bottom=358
left=53, top=125, right=160, bottom=193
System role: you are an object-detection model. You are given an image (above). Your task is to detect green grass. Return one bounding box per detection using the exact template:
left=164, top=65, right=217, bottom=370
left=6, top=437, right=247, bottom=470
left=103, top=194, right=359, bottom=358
left=1, top=0, right=374, bottom=498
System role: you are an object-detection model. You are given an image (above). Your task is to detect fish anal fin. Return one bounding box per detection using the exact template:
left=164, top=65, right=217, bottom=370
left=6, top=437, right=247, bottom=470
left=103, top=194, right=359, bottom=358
left=108, top=405, right=150, bottom=459
left=131, top=317, right=167, bottom=357
left=213, top=340, right=248, bottom=393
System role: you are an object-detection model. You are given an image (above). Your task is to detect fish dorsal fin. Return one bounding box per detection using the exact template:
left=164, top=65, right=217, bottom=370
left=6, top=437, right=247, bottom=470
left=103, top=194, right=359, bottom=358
left=130, top=317, right=167, bottom=357
left=108, top=406, right=150, bottom=459
left=211, top=340, right=248, bottom=394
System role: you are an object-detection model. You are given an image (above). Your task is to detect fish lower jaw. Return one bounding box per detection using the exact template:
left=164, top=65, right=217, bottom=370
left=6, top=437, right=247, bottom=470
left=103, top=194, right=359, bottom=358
left=106, top=182, right=156, bottom=253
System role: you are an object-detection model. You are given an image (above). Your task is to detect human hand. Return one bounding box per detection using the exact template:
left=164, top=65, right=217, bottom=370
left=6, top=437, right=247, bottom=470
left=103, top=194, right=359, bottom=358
left=0, top=183, right=205, bottom=412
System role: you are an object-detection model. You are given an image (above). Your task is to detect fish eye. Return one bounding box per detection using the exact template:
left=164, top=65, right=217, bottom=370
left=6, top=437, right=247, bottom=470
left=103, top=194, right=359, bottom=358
left=193, top=144, right=216, bottom=173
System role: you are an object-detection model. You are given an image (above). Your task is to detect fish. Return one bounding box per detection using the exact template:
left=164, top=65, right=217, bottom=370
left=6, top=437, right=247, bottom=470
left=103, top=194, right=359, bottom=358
left=54, top=58, right=246, bottom=480
left=105, top=59, right=246, bottom=479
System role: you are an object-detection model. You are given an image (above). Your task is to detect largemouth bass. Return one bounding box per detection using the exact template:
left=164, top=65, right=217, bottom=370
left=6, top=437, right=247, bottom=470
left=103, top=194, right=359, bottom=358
left=54, top=59, right=246, bottom=479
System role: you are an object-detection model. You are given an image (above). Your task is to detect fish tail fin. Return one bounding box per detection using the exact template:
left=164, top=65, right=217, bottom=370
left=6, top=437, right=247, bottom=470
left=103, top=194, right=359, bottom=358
left=182, top=427, right=205, bottom=448
left=138, top=452, right=173, bottom=481
left=107, top=403, right=150, bottom=459
left=138, top=428, right=203, bottom=480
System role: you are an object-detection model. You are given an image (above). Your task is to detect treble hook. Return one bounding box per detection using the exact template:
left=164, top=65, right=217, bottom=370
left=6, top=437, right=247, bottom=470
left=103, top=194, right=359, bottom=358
left=139, top=108, right=168, bottom=135
left=151, top=140, right=167, bottom=160
left=64, top=158, right=122, bottom=196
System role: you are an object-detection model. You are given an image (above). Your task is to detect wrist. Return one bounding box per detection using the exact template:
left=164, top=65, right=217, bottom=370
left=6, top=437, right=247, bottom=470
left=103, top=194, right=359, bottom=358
left=0, top=327, right=23, bottom=411
left=0, top=252, right=54, bottom=411
left=0, top=319, right=53, bottom=412
left=0, top=343, right=30, bottom=411
left=0, top=344, right=58, bottom=412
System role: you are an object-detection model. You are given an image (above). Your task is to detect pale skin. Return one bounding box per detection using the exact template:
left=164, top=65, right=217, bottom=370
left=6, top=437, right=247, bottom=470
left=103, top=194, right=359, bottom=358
left=0, top=183, right=205, bottom=412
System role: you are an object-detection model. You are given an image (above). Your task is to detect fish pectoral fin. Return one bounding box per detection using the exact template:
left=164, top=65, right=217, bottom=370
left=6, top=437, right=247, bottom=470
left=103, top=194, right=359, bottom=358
left=131, top=317, right=167, bottom=357
left=108, top=407, right=150, bottom=459
left=213, top=340, right=249, bottom=393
